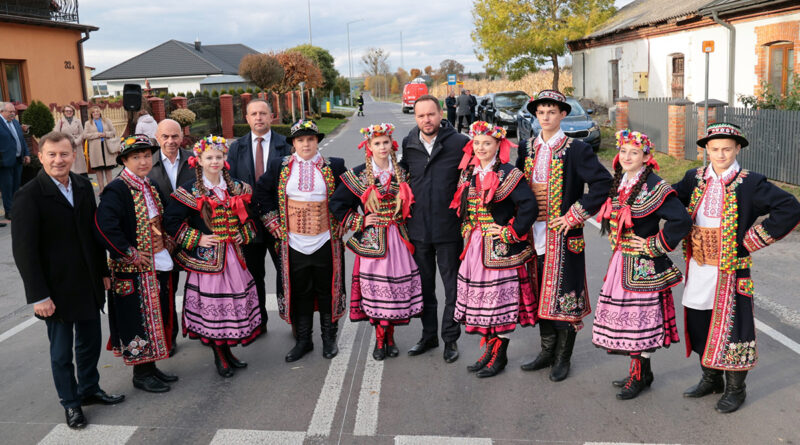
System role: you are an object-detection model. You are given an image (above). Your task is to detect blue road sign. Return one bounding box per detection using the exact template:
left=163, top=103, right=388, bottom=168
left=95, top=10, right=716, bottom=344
left=447, top=74, right=456, bottom=85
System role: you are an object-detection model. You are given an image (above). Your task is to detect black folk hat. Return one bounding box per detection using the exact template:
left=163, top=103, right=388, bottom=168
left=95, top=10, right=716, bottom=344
left=117, top=134, right=160, bottom=165
left=526, top=89, right=572, bottom=115
left=696, top=122, right=749, bottom=148
left=286, top=119, right=325, bottom=144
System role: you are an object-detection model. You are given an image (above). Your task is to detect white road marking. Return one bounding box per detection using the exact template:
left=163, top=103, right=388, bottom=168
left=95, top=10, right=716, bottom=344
left=395, top=436, right=493, bottom=445
left=0, top=316, right=38, bottom=344
left=305, top=319, right=359, bottom=437
left=38, top=424, right=137, bottom=445
left=353, top=332, right=384, bottom=436
left=585, top=443, right=681, bottom=445
left=210, top=429, right=305, bottom=445
left=755, top=319, right=800, bottom=355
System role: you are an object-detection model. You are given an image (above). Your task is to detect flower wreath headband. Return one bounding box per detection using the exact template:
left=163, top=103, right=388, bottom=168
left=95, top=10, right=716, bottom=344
left=188, top=135, right=230, bottom=169
left=612, top=129, right=659, bottom=171
left=358, top=123, right=399, bottom=156
left=457, top=120, right=516, bottom=169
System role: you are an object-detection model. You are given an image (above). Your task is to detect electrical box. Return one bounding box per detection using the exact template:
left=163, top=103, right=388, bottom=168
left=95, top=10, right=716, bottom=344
left=633, top=72, right=649, bottom=93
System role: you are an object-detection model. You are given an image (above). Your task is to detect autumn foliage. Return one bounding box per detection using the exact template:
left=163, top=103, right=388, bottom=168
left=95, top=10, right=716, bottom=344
left=273, top=51, right=324, bottom=93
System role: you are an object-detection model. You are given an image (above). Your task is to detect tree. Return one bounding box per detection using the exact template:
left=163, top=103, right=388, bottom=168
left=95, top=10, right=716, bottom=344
left=334, top=75, right=351, bottom=98
left=238, top=53, right=285, bottom=92
left=273, top=51, right=324, bottom=93
left=409, top=68, right=422, bottom=79
left=361, top=47, right=390, bottom=77
left=472, top=0, right=615, bottom=88
left=395, top=67, right=409, bottom=86
left=438, top=59, right=465, bottom=82
left=289, top=44, right=339, bottom=91
left=390, top=76, right=400, bottom=94
left=424, top=65, right=433, bottom=76
left=20, top=100, right=54, bottom=138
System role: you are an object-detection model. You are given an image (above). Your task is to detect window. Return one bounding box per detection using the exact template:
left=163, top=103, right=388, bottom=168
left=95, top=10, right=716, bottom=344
left=769, top=42, right=795, bottom=95
left=671, top=55, right=684, bottom=99
left=0, top=60, right=26, bottom=103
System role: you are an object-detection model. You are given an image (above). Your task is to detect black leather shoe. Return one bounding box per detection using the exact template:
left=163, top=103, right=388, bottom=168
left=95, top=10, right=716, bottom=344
left=153, top=367, right=179, bottom=383
left=684, top=365, right=724, bottom=398
left=168, top=343, right=177, bottom=357
left=0, top=222, right=6, bottom=228
left=81, top=389, right=125, bottom=405
left=65, top=407, right=87, bottom=429
left=407, top=337, right=439, bottom=356
left=443, top=341, right=459, bottom=363
left=132, top=374, right=171, bottom=393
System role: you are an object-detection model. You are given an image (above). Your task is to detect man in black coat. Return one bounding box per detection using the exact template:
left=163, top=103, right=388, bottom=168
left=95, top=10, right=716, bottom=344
left=227, top=99, right=292, bottom=330
left=147, top=119, right=194, bottom=353
left=445, top=91, right=457, bottom=127
left=12, top=132, right=124, bottom=430
left=399, top=94, right=470, bottom=363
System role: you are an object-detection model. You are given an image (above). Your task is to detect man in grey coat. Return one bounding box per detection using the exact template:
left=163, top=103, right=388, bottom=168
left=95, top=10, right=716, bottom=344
left=455, top=90, right=472, bottom=133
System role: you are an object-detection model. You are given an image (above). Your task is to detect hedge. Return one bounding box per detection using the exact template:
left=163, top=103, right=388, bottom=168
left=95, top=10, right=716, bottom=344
left=233, top=123, right=291, bottom=138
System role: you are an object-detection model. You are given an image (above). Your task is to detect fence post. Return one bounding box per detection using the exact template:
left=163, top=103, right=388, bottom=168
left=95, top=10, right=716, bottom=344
left=219, top=94, right=234, bottom=139
left=695, top=99, right=728, bottom=160
left=615, top=97, right=629, bottom=131
left=271, top=92, right=281, bottom=123
left=147, top=97, right=166, bottom=122
left=171, top=96, right=187, bottom=110
left=240, top=93, right=252, bottom=121
left=668, top=99, right=693, bottom=160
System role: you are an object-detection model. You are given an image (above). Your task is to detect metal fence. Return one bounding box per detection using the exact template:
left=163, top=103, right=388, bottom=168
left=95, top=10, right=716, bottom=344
left=722, top=107, right=800, bottom=185
left=627, top=98, right=672, bottom=153
left=684, top=104, right=698, bottom=161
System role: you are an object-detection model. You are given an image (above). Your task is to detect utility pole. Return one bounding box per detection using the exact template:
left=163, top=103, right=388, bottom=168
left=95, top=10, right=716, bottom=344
left=400, top=31, right=404, bottom=69
left=307, top=0, right=312, bottom=45
left=346, top=19, right=363, bottom=106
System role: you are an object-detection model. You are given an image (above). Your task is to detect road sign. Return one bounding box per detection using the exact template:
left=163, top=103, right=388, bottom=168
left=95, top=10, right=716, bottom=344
left=702, top=40, right=714, bottom=53
left=447, top=74, right=456, bottom=85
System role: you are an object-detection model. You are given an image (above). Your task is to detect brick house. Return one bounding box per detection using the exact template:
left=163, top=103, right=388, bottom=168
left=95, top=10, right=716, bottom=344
left=568, top=0, right=800, bottom=106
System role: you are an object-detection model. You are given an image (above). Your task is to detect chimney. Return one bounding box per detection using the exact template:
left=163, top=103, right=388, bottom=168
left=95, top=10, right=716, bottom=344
left=194, top=39, right=201, bottom=51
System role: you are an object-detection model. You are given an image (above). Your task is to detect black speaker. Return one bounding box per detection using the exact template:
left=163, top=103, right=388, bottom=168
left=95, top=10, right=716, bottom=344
left=123, top=84, right=142, bottom=111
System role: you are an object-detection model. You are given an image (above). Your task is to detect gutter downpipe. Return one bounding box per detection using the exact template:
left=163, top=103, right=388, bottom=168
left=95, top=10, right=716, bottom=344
left=77, top=31, right=91, bottom=101
left=711, top=10, right=735, bottom=105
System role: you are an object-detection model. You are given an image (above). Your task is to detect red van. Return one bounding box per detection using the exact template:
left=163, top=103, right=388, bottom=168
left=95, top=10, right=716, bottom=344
left=402, top=78, right=428, bottom=113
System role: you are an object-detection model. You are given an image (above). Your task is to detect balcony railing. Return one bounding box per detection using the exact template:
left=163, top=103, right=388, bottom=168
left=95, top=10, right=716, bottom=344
left=0, top=0, right=80, bottom=24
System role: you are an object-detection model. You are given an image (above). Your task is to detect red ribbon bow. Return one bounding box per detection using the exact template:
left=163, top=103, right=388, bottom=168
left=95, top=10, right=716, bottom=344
left=195, top=195, right=219, bottom=217
left=449, top=182, right=469, bottom=215
left=398, top=182, right=414, bottom=220
left=477, top=171, right=499, bottom=204
left=596, top=195, right=633, bottom=246
left=188, top=156, right=199, bottom=168
left=229, top=193, right=251, bottom=223
left=360, top=184, right=382, bottom=205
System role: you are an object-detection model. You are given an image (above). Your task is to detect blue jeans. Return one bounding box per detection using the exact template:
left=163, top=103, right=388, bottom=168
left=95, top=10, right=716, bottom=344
left=0, top=159, right=22, bottom=217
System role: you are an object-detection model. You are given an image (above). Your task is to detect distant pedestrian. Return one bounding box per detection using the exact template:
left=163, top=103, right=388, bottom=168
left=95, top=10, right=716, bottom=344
left=12, top=131, right=125, bottom=430
left=0, top=101, right=31, bottom=224
left=83, top=106, right=118, bottom=191
left=467, top=90, right=477, bottom=120
left=134, top=110, right=158, bottom=139
left=456, top=90, right=472, bottom=133
left=55, top=105, right=87, bottom=176
left=445, top=91, right=457, bottom=127
left=357, top=94, right=365, bottom=116
left=330, top=123, right=422, bottom=361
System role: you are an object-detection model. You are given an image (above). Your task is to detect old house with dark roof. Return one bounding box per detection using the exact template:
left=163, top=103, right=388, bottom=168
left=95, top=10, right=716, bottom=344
left=92, top=39, right=258, bottom=96
left=568, top=0, right=800, bottom=106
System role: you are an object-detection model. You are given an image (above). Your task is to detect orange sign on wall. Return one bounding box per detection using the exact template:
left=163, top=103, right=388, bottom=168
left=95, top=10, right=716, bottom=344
left=702, top=41, right=715, bottom=53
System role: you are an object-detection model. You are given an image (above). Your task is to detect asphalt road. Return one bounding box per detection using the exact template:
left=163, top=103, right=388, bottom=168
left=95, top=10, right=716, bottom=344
left=0, top=94, right=799, bottom=444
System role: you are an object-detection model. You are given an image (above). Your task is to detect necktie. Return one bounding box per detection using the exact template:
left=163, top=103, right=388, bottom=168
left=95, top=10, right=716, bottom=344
left=255, top=137, right=265, bottom=179
left=7, top=120, right=21, bottom=155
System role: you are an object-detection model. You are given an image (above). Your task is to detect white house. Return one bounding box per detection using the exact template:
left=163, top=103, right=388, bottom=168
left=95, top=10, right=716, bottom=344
left=568, top=0, right=800, bottom=107
left=93, top=39, right=258, bottom=96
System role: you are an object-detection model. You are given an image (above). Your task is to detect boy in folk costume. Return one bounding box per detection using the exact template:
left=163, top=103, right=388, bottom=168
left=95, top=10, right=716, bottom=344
left=592, top=130, right=691, bottom=399
left=450, top=121, right=538, bottom=378
left=164, top=135, right=263, bottom=378
left=254, top=120, right=348, bottom=362
left=329, top=123, right=423, bottom=361
left=674, top=123, right=800, bottom=413
left=94, top=135, right=179, bottom=393
left=516, top=90, right=612, bottom=381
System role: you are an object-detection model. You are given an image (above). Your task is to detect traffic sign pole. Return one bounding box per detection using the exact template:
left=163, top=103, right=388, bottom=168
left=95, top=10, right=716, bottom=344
left=702, top=40, right=714, bottom=167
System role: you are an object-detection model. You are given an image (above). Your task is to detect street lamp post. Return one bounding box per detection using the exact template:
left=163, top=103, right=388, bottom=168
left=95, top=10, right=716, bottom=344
left=346, top=19, right=363, bottom=106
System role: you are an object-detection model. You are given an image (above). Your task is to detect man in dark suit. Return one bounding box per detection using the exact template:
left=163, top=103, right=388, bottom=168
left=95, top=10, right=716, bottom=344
left=12, top=131, right=124, bottom=429
left=400, top=94, right=469, bottom=363
left=0, top=102, right=31, bottom=224
left=227, top=99, right=292, bottom=329
left=147, top=118, right=194, bottom=353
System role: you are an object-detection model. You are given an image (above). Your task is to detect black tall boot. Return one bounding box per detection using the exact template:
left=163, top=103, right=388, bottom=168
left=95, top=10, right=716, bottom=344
left=285, top=315, right=314, bottom=362
left=521, top=322, right=557, bottom=371
left=612, top=356, right=653, bottom=388
left=716, top=371, right=747, bottom=413
left=384, top=325, right=399, bottom=358
left=683, top=365, right=724, bottom=398
left=320, top=313, right=339, bottom=359
left=212, top=344, right=234, bottom=378
left=549, top=328, right=577, bottom=382
left=477, top=337, right=509, bottom=378
left=373, top=325, right=386, bottom=361
left=223, top=345, right=247, bottom=369
left=467, top=336, right=495, bottom=372
left=617, top=355, right=650, bottom=400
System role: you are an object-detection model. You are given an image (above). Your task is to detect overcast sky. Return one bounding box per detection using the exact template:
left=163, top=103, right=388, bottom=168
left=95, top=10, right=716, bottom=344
left=81, top=0, right=636, bottom=77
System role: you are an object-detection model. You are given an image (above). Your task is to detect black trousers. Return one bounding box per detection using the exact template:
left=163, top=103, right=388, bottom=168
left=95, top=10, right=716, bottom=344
left=45, top=316, right=101, bottom=408
left=536, top=255, right=571, bottom=330
left=169, top=270, right=180, bottom=345
left=156, top=271, right=176, bottom=350
left=242, top=239, right=278, bottom=326
left=686, top=308, right=713, bottom=356
left=412, top=240, right=461, bottom=343
left=457, top=114, right=472, bottom=133
left=446, top=108, right=457, bottom=126
left=289, top=241, right=333, bottom=319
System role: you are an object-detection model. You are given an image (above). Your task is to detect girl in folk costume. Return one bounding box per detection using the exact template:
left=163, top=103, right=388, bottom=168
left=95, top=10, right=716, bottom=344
left=253, top=120, right=348, bottom=363
left=515, top=90, right=612, bottom=381
left=95, top=135, right=178, bottom=393
left=330, top=123, right=422, bottom=361
left=164, top=135, right=262, bottom=378
left=450, top=121, right=538, bottom=378
left=674, top=123, right=800, bottom=413
left=591, top=130, right=691, bottom=400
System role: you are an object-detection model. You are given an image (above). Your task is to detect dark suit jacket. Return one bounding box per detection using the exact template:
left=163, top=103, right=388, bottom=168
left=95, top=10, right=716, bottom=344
left=227, top=130, right=292, bottom=187
left=0, top=118, right=30, bottom=167
left=12, top=171, right=108, bottom=321
left=147, top=148, right=194, bottom=202
left=399, top=122, right=470, bottom=243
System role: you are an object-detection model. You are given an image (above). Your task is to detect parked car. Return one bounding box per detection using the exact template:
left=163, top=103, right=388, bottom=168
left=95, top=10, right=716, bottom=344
left=516, top=97, right=601, bottom=151
left=402, top=78, right=428, bottom=113
left=478, top=91, right=530, bottom=134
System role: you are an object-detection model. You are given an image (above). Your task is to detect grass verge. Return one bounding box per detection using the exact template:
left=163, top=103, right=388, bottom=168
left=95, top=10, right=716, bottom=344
left=316, top=117, right=347, bottom=135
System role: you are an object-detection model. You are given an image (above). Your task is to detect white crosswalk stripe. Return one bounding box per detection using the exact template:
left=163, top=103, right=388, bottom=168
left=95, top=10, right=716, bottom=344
left=209, top=429, right=305, bottom=445
left=38, top=424, right=137, bottom=445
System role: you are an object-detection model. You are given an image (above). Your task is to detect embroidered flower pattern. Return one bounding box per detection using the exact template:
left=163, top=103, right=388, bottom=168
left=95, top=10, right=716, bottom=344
left=633, top=258, right=656, bottom=279
left=721, top=340, right=757, bottom=366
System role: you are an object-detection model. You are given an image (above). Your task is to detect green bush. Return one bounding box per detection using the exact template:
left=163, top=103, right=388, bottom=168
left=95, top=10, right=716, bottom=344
left=186, top=91, right=194, bottom=98
left=237, top=88, right=245, bottom=95
left=271, top=124, right=291, bottom=137
left=211, top=90, right=219, bottom=97
left=20, top=100, right=55, bottom=138
left=246, top=88, right=254, bottom=94
left=321, top=112, right=346, bottom=119
left=202, top=90, right=210, bottom=97
left=739, top=79, right=800, bottom=110
left=233, top=123, right=251, bottom=137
